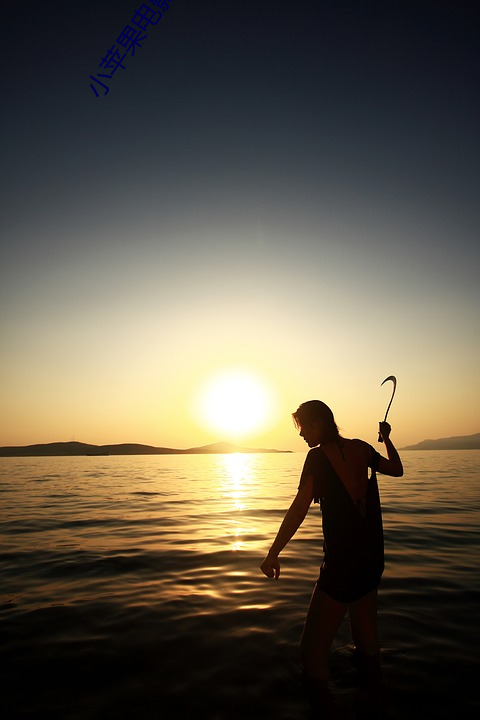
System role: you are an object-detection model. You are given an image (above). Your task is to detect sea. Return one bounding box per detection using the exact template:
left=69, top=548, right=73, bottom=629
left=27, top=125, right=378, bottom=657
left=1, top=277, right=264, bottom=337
left=1, top=451, right=479, bottom=719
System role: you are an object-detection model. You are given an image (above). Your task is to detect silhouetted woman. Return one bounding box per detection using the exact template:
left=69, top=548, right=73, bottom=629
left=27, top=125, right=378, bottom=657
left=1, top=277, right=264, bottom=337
left=260, top=400, right=403, bottom=718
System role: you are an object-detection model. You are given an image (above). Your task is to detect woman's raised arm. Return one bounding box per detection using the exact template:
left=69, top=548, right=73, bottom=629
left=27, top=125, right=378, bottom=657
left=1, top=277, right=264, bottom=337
left=377, top=422, right=403, bottom=477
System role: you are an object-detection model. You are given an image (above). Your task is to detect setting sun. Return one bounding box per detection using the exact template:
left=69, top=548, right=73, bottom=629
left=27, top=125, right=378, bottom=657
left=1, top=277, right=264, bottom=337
left=193, top=368, right=278, bottom=440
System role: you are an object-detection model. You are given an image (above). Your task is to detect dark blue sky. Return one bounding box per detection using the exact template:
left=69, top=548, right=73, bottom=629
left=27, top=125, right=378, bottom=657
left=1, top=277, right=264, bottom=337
left=1, top=0, right=479, bottom=447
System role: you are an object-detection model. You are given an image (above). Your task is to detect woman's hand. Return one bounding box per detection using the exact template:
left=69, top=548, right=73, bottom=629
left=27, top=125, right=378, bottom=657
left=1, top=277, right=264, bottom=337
left=378, top=421, right=391, bottom=442
left=260, top=553, right=280, bottom=580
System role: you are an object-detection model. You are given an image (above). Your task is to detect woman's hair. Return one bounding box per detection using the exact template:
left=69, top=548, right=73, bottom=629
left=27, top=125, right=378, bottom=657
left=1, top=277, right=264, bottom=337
left=292, top=400, right=340, bottom=444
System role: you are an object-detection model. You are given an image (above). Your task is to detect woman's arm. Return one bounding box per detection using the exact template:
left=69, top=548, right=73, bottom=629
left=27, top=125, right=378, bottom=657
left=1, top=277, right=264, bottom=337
left=260, top=476, right=314, bottom=580
left=377, top=422, right=403, bottom=477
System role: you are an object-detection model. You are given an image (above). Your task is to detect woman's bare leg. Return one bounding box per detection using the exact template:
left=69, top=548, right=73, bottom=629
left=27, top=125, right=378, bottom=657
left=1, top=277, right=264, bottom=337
left=349, top=589, right=387, bottom=712
left=300, top=584, right=347, bottom=680
left=349, top=588, right=378, bottom=655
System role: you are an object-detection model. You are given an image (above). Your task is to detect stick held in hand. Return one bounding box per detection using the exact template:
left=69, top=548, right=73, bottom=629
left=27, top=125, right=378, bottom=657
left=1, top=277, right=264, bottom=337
left=378, top=375, right=397, bottom=442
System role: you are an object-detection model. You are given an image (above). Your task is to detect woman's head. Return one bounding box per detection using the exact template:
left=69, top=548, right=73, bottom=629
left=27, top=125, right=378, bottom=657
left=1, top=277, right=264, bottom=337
left=292, top=400, right=340, bottom=446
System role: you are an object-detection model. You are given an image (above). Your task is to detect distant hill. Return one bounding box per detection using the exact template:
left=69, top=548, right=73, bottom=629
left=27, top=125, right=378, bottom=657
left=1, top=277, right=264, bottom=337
left=400, top=433, right=480, bottom=450
left=182, top=441, right=289, bottom=454
left=0, top=440, right=291, bottom=457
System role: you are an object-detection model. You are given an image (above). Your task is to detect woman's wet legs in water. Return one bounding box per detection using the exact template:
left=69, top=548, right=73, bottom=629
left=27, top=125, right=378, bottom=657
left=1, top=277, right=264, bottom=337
left=300, top=585, right=347, bottom=718
left=301, top=584, right=348, bottom=680
left=300, top=585, right=387, bottom=717
left=349, top=589, right=387, bottom=714
left=350, top=587, right=379, bottom=659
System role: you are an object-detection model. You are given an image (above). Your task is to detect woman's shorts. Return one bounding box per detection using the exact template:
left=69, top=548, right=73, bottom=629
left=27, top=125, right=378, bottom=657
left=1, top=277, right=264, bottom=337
left=317, top=561, right=382, bottom=604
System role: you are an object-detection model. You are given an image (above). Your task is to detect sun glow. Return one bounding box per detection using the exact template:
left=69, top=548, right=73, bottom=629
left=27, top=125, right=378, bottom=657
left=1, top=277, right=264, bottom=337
left=193, top=368, right=278, bottom=440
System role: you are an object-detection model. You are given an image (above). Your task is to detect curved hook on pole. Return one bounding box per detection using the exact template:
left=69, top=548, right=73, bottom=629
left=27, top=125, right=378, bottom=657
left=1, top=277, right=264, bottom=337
left=378, top=375, right=397, bottom=442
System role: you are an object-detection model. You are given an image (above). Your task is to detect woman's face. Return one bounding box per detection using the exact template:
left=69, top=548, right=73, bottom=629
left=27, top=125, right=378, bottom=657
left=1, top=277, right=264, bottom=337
left=298, top=419, right=323, bottom=448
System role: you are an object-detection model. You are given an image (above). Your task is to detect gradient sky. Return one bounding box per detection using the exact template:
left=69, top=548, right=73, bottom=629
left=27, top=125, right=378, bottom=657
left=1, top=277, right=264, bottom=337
left=1, top=0, right=479, bottom=451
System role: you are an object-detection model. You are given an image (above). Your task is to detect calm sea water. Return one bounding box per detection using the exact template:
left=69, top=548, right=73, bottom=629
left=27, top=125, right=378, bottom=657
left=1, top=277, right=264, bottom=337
left=1, top=451, right=479, bottom=719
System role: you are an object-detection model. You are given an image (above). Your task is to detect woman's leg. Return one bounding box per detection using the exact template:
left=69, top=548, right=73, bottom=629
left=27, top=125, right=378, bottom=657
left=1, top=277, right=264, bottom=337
left=300, top=583, right=348, bottom=680
left=349, top=588, right=378, bottom=656
left=349, top=589, right=387, bottom=713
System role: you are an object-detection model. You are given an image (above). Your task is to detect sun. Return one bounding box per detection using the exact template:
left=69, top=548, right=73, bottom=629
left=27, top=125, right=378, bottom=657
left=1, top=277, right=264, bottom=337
left=193, top=368, right=278, bottom=440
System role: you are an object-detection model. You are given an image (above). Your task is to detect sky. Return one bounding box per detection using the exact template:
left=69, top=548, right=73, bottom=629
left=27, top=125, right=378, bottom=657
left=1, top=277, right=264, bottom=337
left=1, top=0, right=479, bottom=451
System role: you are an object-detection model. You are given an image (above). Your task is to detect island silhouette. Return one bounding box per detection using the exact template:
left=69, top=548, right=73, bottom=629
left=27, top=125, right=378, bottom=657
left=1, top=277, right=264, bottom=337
left=400, top=432, right=480, bottom=450
left=0, top=441, right=292, bottom=457
left=2, top=433, right=479, bottom=457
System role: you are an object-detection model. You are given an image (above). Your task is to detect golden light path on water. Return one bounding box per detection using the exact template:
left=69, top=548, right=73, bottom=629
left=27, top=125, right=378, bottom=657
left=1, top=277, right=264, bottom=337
left=220, top=453, right=257, bottom=552
left=178, top=452, right=281, bottom=612
left=219, top=453, right=276, bottom=612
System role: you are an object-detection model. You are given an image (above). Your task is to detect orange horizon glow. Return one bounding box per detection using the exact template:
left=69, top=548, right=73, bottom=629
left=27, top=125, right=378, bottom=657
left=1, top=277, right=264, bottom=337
left=1, top=358, right=478, bottom=453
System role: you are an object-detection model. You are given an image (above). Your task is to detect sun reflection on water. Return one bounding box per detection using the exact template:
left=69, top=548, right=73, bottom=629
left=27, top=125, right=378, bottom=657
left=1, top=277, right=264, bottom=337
left=217, top=453, right=258, bottom=551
